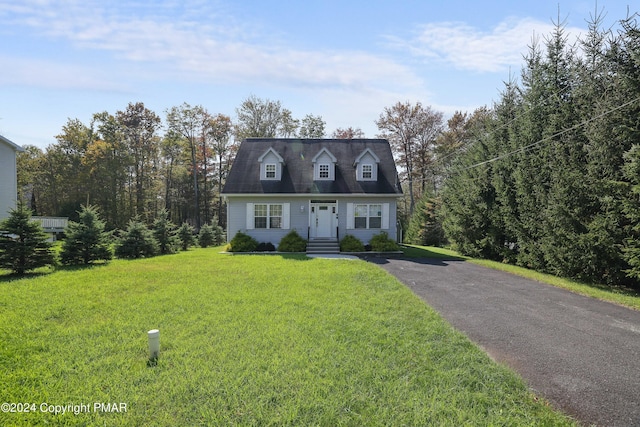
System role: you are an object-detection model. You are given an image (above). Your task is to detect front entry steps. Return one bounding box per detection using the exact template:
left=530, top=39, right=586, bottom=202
left=306, top=239, right=340, bottom=254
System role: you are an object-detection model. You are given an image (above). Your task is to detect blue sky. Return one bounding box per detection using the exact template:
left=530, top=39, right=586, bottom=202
left=0, top=0, right=635, bottom=149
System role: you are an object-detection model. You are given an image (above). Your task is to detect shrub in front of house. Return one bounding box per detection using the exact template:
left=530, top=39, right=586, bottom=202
left=256, top=242, right=276, bottom=252
left=228, top=232, right=259, bottom=252
left=370, top=232, right=400, bottom=252
left=340, top=234, right=365, bottom=252
left=277, top=230, right=307, bottom=252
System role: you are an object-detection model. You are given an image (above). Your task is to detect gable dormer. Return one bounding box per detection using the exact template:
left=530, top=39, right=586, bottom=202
left=312, top=147, right=337, bottom=181
left=354, top=148, right=380, bottom=181
left=258, top=147, right=284, bottom=181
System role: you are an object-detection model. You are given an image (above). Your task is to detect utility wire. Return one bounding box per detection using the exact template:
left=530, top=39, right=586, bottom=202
left=451, top=95, right=640, bottom=174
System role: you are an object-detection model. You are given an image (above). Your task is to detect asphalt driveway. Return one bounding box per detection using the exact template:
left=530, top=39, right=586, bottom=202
left=366, top=256, right=640, bottom=427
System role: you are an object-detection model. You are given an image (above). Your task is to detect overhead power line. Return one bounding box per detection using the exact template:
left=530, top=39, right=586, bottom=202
left=452, top=95, right=640, bottom=174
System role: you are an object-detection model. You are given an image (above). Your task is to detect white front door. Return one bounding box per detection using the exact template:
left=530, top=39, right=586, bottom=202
left=311, top=203, right=336, bottom=239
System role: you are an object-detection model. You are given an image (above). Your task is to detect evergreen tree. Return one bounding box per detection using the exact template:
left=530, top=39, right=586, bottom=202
left=177, top=223, right=196, bottom=251
left=405, top=192, right=444, bottom=246
left=60, top=205, right=113, bottom=265
left=212, top=222, right=225, bottom=246
left=152, top=209, right=179, bottom=254
left=622, top=145, right=640, bottom=280
left=0, top=204, right=55, bottom=274
left=198, top=223, right=215, bottom=248
left=115, top=218, right=158, bottom=259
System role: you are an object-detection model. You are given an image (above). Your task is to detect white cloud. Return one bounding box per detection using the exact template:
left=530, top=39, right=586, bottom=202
left=391, top=17, right=584, bottom=73
left=1, top=0, right=423, bottom=94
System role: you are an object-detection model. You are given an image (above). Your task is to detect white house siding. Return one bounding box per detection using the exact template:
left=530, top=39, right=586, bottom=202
left=0, top=141, right=20, bottom=219
left=226, top=196, right=398, bottom=247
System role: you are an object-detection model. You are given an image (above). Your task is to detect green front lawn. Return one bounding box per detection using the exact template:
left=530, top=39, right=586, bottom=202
left=0, top=249, right=574, bottom=426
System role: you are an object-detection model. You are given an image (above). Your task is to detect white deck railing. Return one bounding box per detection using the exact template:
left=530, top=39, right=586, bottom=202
left=32, top=216, right=68, bottom=232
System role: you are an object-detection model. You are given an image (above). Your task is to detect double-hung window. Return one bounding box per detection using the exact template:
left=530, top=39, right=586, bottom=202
left=354, top=204, right=382, bottom=229
left=254, top=204, right=283, bottom=229
left=265, top=164, right=276, bottom=179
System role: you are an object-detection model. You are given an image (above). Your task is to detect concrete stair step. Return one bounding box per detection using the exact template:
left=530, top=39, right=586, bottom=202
left=306, top=240, right=340, bottom=254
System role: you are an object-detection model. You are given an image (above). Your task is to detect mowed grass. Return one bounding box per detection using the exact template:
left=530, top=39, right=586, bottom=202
left=0, top=249, right=574, bottom=426
left=403, top=244, right=640, bottom=311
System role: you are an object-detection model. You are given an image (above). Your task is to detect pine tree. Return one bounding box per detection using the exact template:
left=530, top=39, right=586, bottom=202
left=198, top=224, right=215, bottom=248
left=0, top=204, right=55, bottom=274
left=60, top=205, right=113, bottom=265
left=177, top=223, right=196, bottom=251
left=405, top=193, right=444, bottom=246
left=115, top=218, right=158, bottom=259
left=152, top=209, right=179, bottom=254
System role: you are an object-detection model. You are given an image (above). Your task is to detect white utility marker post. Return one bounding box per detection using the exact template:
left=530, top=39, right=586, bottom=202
left=148, top=329, right=160, bottom=359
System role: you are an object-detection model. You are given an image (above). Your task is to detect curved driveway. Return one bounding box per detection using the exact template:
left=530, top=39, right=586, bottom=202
left=367, top=256, right=640, bottom=426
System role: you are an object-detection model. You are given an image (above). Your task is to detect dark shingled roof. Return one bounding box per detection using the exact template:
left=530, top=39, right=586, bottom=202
left=223, top=138, right=403, bottom=195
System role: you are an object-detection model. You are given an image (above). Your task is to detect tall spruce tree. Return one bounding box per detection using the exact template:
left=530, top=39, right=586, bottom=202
left=0, top=204, right=55, bottom=274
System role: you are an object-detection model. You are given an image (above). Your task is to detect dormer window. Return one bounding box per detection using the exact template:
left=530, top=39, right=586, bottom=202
left=312, top=147, right=337, bottom=181
left=258, top=147, right=284, bottom=181
left=265, top=164, right=276, bottom=179
left=354, top=148, right=380, bottom=181
left=318, top=164, right=330, bottom=179
left=362, top=164, right=373, bottom=180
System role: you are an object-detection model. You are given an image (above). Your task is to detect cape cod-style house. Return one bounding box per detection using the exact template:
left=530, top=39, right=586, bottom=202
left=0, top=134, right=24, bottom=220
left=222, top=138, right=403, bottom=252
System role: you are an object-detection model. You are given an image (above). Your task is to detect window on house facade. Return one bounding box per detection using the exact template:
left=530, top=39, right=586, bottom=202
left=354, top=204, right=382, bottom=229
left=319, top=164, right=330, bottom=179
left=254, top=204, right=268, bottom=228
left=254, top=204, right=283, bottom=229
left=265, top=164, right=276, bottom=179
left=269, top=204, right=282, bottom=228
left=362, top=164, right=373, bottom=179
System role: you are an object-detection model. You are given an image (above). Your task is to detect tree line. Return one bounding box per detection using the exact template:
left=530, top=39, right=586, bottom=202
left=440, top=13, right=640, bottom=288
left=17, top=95, right=343, bottom=231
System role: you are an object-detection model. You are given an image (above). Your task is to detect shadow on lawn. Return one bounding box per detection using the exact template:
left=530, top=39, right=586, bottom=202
left=0, top=262, right=110, bottom=283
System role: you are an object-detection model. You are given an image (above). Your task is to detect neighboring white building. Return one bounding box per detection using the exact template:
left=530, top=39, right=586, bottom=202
left=0, top=135, right=24, bottom=219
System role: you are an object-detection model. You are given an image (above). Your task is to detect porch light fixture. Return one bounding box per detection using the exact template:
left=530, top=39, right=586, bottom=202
left=300, top=205, right=305, bottom=212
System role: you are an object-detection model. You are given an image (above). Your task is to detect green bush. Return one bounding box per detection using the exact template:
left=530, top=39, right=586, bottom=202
left=370, top=232, right=400, bottom=252
left=340, top=234, right=364, bottom=252
left=256, top=242, right=276, bottom=252
left=277, top=230, right=307, bottom=252
left=228, top=232, right=258, bottom=252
